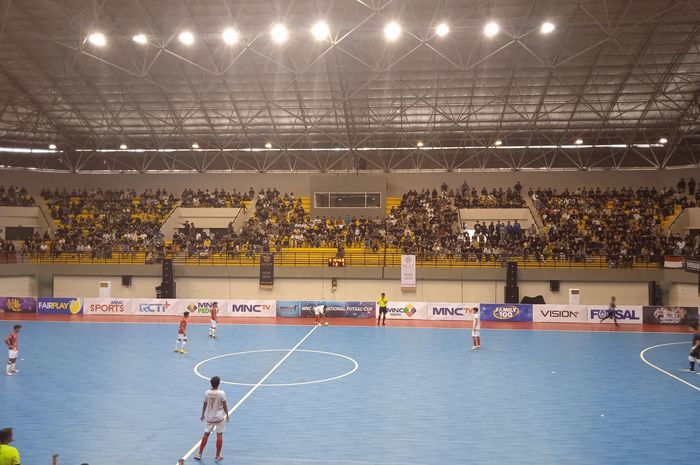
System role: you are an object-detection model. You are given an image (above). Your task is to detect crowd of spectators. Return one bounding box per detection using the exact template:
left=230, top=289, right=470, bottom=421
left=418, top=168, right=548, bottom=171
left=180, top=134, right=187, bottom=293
left=0, top=185, right=34, bottom=207
left=180, top=188, right=252, bottom=208
left=453, top=181, right=525, bottom=208
left=40, top=188, right=177, bottom=258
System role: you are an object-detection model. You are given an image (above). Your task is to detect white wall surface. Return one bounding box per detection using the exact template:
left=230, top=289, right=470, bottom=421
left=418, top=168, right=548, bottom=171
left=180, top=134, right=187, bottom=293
left=669, top=283, right=700, bottom=306
left=53, top=275, right=161, bottom=298
left=0, top=276, right=37, bottom=296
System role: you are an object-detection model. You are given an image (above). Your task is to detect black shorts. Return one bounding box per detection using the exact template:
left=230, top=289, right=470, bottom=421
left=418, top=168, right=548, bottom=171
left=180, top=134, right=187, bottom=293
left=691, top=347, right=700, bottom=359
left=379, top=307, right=387, bottom=314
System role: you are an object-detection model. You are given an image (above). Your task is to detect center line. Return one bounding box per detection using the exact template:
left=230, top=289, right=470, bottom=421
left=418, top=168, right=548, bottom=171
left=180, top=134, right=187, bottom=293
left=177, top=324, right=320, bottom=463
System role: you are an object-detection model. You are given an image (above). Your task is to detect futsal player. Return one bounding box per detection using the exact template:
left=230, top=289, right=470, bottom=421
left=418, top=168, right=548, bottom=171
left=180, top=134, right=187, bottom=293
left=175, top=311, right=190, bottom=354
left=377, top=292, right=388, bottom=326
left=471, top=307, right=481, bottom=350
left=685, top=324, right=700, bottom=373
left=194, top=376, right=230, bottom=462
left=5, top=325, right=21, bottom=376
left=209, top=302, right=219, bottom=338
left=314, top=304, right=328, bottom=326
left=599, top=296, right=619, bottom=326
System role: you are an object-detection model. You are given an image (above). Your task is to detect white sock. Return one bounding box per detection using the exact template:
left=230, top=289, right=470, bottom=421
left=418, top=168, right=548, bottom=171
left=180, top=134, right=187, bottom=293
left=6, top=363, right=10, bottom=374
left=175, top=341, right=181, bottom=350
left=11, top=363, right=15, bottom=372
left=181, top=341, right=186, bottom=351
left=211, top=327, right=215, bottom=337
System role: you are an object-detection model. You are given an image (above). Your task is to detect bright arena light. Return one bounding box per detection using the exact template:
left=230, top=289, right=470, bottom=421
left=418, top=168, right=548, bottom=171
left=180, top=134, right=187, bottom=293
left=119, top=144, right=128, bottom=150
left=659, top=137, right=668, bottom=144
left=88, top=32, right=106, bottom=47
left=541, top=22, right=555, bottom=34
left=311, top=21, right=330, bottom=41
left=132, top=34, right=147, bottom=44
left=178, top=31, right=195, bottom=45
left=222, top=28, right=239, bottom=45
left=416, top=141, right=424, bottom=148
left=384, top=22, right=401, bottom=41
left=435, top=23, right=449, bottom=37
left=484, top=22, right=500, bottom=38
left=575, top=138, right=583, bottom=145
left=265, top=142, right=273, bottom=149
left=494, top=140, right=503, bottom=146
left=49, top=144, right=57, bottom=150
left=271, top=24, right=289, bottom=43
left=191, top=143, right=199, bottom=149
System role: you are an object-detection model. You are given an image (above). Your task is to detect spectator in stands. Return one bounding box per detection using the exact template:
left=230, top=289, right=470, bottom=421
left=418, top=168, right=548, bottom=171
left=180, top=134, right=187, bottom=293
left=678, top=178, right=686, bottom=194
left=689, top=177, right=696, bottom=196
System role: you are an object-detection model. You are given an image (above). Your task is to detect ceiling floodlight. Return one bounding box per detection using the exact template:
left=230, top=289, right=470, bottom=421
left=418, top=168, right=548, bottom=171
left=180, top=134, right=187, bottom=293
left=540, top=22, right=555, bottom=34
left=49, top=144, right=57, bottom=150
left=265, top=142, right=273, bottom=149
left=132, top=34, right=148, bottom=44
left=435, top=23, right=449, bottom=37
left=179, top=31, right=195, bottom=45
left=271, top=24, right=289, bottom=43
left=222, top=28, right=239, bottom=45
left=119, top=144, right=128, bottom=150
left=88, top=32, right=106, bottom=46
left=384, top=22, right=401, bottom=41
left=484, top=22, right=500, bottom=38
left=191, top=143, right=200, bottom=149
left=574, top=138, right=583, bottom=145
left=659, top=137, right=668, bottom=144
left=311, top=21, right=330, bottom=41
left=416, top=140, right=424, bottom=148
left=494, top=140, right=503, bottom=146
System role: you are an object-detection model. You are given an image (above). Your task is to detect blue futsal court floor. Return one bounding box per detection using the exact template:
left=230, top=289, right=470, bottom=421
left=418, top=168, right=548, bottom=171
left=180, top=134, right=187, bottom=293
left=1, top=321, right=698, bottom=465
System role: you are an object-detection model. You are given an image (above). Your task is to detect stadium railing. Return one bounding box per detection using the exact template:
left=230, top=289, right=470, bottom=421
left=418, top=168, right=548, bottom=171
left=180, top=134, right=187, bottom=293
left=4, top=250, right=665, bottom=269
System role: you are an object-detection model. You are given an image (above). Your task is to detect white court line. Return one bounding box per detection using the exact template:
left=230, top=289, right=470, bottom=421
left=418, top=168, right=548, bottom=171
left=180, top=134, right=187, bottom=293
left=177, top=324, right=319, bottom=463
left=639, top=341, right=700, bottom=392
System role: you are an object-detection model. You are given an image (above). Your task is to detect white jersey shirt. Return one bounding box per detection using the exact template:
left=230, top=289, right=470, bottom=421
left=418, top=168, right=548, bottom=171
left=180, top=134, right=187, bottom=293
left=472, top=313, right=481, bottom=331
left=204, top=388, right=227, bottom=423
left=313, top=305, right=325, bottom=315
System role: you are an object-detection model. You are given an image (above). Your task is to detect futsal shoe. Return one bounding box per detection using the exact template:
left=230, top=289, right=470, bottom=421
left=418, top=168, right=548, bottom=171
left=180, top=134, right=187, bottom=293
left=215, top=455, right=224, bottom=462
left=180, top=350, right=188, bottom=354
left=174, top=349, right=181, bottom=353
left=11, top=369, right=18, bottom=373
left=194, top=452, right=202, bottom=460
left=324, top=322, right=329, bottom=326
left=472, top=346, right=477, bottom=350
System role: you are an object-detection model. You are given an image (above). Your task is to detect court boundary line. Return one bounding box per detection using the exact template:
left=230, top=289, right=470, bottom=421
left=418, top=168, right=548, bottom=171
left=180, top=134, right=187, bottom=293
left=193, top=348, right=359, bottom=387
left=639, top=341, right=700, bottom=392
left=177, top=324, right=319, bottom=463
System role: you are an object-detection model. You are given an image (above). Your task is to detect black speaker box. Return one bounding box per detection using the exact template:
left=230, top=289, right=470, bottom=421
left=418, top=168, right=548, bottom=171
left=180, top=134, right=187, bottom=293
left=504, top=286, right=519, bottom=304
left=550, top=280, right=560, bottom=292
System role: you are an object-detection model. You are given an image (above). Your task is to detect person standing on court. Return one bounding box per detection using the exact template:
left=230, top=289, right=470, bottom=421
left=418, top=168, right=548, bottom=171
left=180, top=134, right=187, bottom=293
left=4, top=325, right=20, bottom=376
left=599, top=296, right=619, bottom=327
left=194, top=376, right=230, bottom=462
left=377, top=292, right=388, bottom=326
left=471, top=307, right=481, bottom=350
left=0, top=428, right=20, bottom=465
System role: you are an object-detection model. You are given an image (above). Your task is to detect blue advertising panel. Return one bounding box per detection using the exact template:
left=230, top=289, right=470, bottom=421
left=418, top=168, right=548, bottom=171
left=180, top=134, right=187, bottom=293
left=276, top=301, right=375, bottom=319
left=37, top=298, right=83, bottom=315
left=480, top=303, right=533, bottom=322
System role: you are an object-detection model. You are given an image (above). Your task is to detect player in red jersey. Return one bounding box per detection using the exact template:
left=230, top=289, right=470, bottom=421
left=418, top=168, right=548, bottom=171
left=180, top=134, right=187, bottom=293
left=5, top=324, right=21, bottom=376
left=175, top=311, right=190, bottom=354
left=208, top=302, right=219, bottom=339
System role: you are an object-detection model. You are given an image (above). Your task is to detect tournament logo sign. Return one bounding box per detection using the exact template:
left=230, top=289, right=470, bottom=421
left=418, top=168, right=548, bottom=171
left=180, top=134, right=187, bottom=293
left=0, top=296, right=36, bottom=314
left=343, top=302, right=376, bottom=319
left=37, top=298, right=83, bottom=315
left=386, top=302, right=428, bottom=320
left=642, top=306, right=698, bottom=325
left=481, top=304, right=533, bottom=322
left=587, top=306, right=642, bottom=325
left=84, top=298, right=131, bottom=314
left=428, top=302, right=477, bottom=321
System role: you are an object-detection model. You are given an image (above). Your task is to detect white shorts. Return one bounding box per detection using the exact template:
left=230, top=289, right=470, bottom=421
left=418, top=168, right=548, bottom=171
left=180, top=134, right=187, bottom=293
left=178, top=334, right=187, bottom=342
left=8, top=350, right=17, bottom=359
left=210, top=319, right=217, bottom=328
left=205, top=419, right=226, bottom=434
left=471, top=330, right=480, bottom=337
left=314, top=311, right=323, bottom=316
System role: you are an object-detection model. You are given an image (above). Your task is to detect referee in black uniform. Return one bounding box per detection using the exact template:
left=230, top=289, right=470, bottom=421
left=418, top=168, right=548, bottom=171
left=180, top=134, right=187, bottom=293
left=687, top=323, right=700, bottom=372
left=377, top=293, right=388, bottom=326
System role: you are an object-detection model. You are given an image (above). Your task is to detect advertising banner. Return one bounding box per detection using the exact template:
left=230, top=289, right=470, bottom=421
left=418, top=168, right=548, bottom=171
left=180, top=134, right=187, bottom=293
left=37, top=298, right=83, bottom=315
left=587, top=305, right=643, bottom=325
left=401, top=254, right=416, bottom=288
left=427, top=302, right=478, bottom=321
left=276, top=301, right=375, bottom=319
left=386, top=302, right=428, bottom=320
left=180, top=300, right=227, bottom=317
left=685, top=257, right=700, bottom=273
left=533, top=304, right=588, bottom=323
left=83, top=298, right=133, bottom=315
left=642, top=306, right=699, bottom=325
left=480, top=303, right=533, bottom=322
left=132, top=298, right=181, bottom=316
left=229, top=300, right=276, bottom=318
left=259, top=252, right=275, bottom=286
left=0, top=297, right=36, bottom=314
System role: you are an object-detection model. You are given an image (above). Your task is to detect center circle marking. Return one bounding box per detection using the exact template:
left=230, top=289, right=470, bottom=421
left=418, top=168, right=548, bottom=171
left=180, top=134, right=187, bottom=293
left=193, top=349, right=359, bottom=387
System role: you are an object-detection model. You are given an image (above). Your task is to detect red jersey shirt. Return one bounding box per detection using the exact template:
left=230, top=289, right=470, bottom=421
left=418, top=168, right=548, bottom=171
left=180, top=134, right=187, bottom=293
left=6, top=332, right=18, bottom=350
left=211, top=305, right=218, bottom=321
left=179, top=318, right=187, bottom=335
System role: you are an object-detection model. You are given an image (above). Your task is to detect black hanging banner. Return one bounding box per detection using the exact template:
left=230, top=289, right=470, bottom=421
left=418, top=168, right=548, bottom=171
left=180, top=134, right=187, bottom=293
left=259, top=253, right=275, bottom=287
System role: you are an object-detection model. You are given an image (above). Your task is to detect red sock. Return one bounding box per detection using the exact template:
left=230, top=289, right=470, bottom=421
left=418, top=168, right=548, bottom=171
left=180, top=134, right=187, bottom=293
left=216, top=434, right=223, bottom=456
left=199, top=433, right=210, bottom=454
left=477, top=336, right=481, bottom=346
left=472, top=337, right=476, bottom=346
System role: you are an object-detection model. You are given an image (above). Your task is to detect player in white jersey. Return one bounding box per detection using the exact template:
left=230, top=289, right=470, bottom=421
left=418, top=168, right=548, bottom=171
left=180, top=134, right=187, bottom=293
left=194, top=376, right=230, bottom=462
left=471, top=307, right=481, bottom=350
left=314, top=304, right=328, bottom=326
